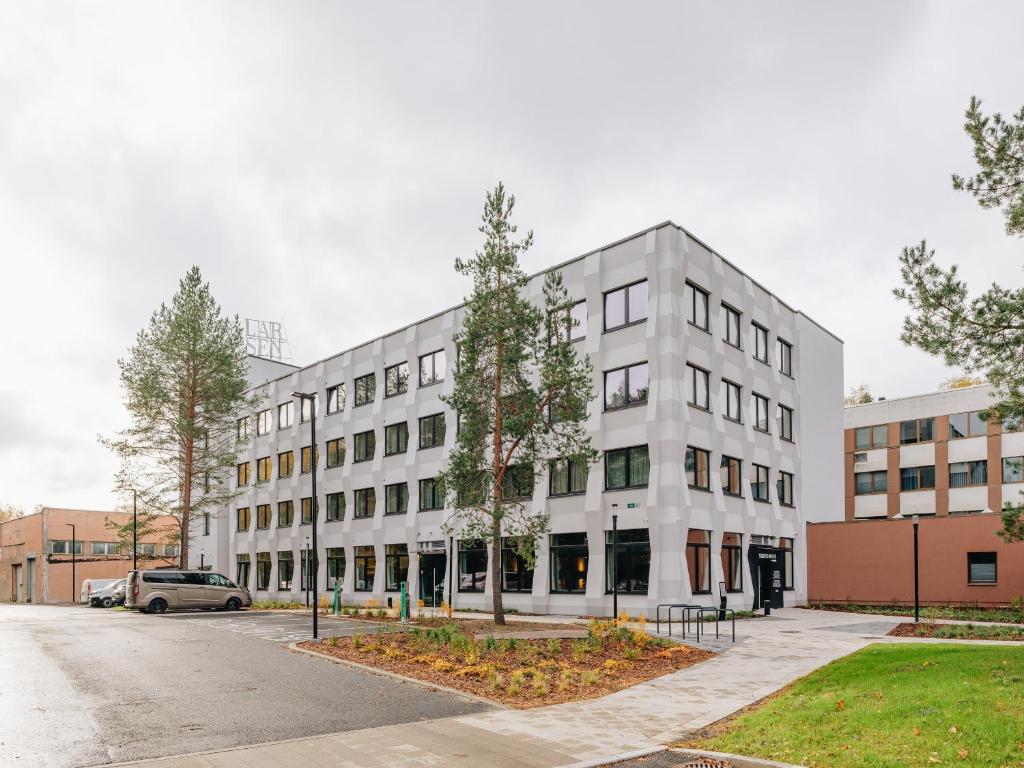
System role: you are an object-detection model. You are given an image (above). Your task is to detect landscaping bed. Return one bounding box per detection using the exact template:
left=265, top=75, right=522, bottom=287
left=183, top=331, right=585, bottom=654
left=297, top=619, right=714, bottom=708
left=679, top=643, right=1024, bottom=767
left=889, top=622, right=1024, bottom=642
left=809, top=603, right=1024, bottom=624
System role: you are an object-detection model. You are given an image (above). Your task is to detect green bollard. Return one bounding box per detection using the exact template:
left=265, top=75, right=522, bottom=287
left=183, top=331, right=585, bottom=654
left=400, top=582, right=408, bottom=624
left=333, top=582, right=340, bottom=616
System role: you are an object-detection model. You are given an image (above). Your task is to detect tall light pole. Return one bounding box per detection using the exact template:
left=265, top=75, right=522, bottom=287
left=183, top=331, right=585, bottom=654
left=66, top=523, right=76, bottom=604
left=305, top=535, right=311, bottom=608
left=611, top=507, right=619, bottom=620
left=132, top=489, right=138, bottom=571
left=293, top=391, right=318, bottom=640
left=912, top=515, right=920, bottom=623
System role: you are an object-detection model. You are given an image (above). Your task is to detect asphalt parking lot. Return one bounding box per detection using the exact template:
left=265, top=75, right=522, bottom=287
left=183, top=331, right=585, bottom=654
left=0, top=604, right=490, bottom=768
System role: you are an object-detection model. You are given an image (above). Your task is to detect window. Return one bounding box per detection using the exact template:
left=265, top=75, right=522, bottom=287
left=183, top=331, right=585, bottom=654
left=237, top=416, right=252, bottom=441
left=301, top=497, right=315, bottom=524
left=300, top=548, right=315, bottom=592
left=354, top=546, right=375, bottom=591
left=751, top=464, right=770, bottom=501
left=1004, top=414, right=1023, bottom=433
left=236, top=507, right=251, bottom=531
left=49, top=540, right=81, bottom=552
left=354, top=487, right=376, bottom=518
left=604, top=362, right=649, bottom=410
left=967, top=552, right=996, bottom=584
left=300, top=395, right=317, bottom=423
left=552, top=300, right=587, bottom=343
left=685, top=446, right=711, bottom=490
left=326, top=491, right=345, bottom=521
left=502, top=464, right=535, bottom=502
left=777, top=471, right=794, bottom=506
left=685, top=529, right=711, bottom=594
left=686, top=364, right=710, bottom=410
left=605, top=445, right=650, bottom=490
left=950, top=460, right=988, bottom=488
left=777, top=338, right=793, bottom=376
left=300, top=445, right=318, bottom=474
left=385, top=483, right=408, bottom=515
left=92, top=542, right=119, bottom=556
left=501, top=537, right=535, bottom=592
left=136, top=542, right=156, bottom=557
left=1003, top=456, right=1024, bottom=484
left=855, top=470, right=888, bottom=495
left=722, top=304, right=742, bottom=348
left=354, top=373, right=376, bottom=407
left=854, top=424, right=889, bottom=449
left=720, top=456, right=742, bottom=496
left=163, top=543, right=179, bottom=557
left=780, top=537, right=794, bottom=590
left=605, top=529, right=650, bottom=594
left=277, top=551, right=294, bottom=590
left=752, top=393, right=770, bottom=433
left=277, top=402, right=293, bottom=430
left=385, top=544, right=409, bottom=591
left=685, top=281, right=709, bottom=331
left=326, top=548, right=345, bottom=589
left=256, top=456, right=272, bottom=483
left=385, top=362, right=409, bottom=397
left=459, top=539, right=488, bottom=592
left=257, top=409, right=272, bottom=435
left=752, top=323, right=769, bottom=364
left=950, top=410, right=989, bottom=439
left=256, top=504, right=271, bottom=529
left=353, top=430, right=375, bottom=463
left=237, top=462, right=251, bottom=487
left=236, top=554, right=251, bottom=588
left=604, top=280, right=648, bottom=331
left=721, top=533, right=742, bottom=592
left=419, top=350, right=447, bottom=387
left=278, top=451, right=294, bottom=478
left=256, top=552, right=271, bottom=590
left=419, top=477, right=445, bottom=511
left=721, top=380, right=742, bottom=422
left=419, top=413, right=446, bottom=449
left=384, top=422, right=409, bottom=455
left=901, top=465, right=936, bottom=491
left=549, top=458, right=588, bottom=496
left=550, top=533, right=588, bottom=593
left=277, top=500, right=294, bottom=527
left=327, top=383, right=345, bottom=414
left=778, top=405, right=794, bottom=441
left=900, top=418, right=934, bottom=445
left=326, top=438, right=345, bottom=468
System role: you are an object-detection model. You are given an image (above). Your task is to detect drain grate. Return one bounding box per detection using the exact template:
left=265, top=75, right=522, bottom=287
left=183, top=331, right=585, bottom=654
left=681, top=759, right=735, bottom=768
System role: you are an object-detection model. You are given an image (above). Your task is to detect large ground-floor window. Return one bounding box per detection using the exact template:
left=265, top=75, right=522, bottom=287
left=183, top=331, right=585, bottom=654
left=605, top=529, right=650, bottom=594
left=277, top=551, right=294, bottom=591
left=550, top=532, right=588, bottom=593
left=327, top=548, right=345, bottom=590
left=721, top=532, right=742, bottom=593
left=385, top=544, right=409, bottom=591
left=354, top=545, right=375, bottom=591
left=459, top=540, right=487, bottom=592
left=501, top=537, right=534, bottom=593
left=236, top=554, right=251, bottom=589
left=685, top=529, right=711, bottom=594
left=256, top=552, right=271, bottom=590
left=780, top=537, right=794, bottom=590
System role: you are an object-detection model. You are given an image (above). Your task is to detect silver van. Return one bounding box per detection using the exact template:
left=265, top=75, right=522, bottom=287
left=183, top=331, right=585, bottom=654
left=125, top=569, right=252, bottom=613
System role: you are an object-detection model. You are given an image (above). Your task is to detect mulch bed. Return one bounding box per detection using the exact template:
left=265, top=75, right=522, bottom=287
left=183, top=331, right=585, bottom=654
left=888, top=621, right=1024, bottom=641
left=297, top=622, right=714, bottom=709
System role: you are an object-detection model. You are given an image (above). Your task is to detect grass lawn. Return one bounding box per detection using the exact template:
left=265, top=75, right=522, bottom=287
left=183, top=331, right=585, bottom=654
left=811, top=603, right=1024, bottom=624
left=891, top=622, right=1024, bottom=642
left=686, top=644, right=1024, bottom=768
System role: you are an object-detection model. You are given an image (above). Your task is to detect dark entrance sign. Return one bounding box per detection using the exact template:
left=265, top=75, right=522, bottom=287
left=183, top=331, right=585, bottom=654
left=747, top=545, right=784, bottom=612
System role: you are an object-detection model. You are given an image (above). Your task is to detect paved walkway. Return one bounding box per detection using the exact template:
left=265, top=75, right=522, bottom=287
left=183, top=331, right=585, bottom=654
left=109, top=608, right=912, bottom=768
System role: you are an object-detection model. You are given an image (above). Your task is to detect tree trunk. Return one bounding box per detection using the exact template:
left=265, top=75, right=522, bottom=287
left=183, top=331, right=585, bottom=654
left=491, top=516, right=505, bottom=626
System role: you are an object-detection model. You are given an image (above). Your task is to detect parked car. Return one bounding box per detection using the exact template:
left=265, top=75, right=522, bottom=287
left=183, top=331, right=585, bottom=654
left=125, top=569, right=252, bottom=613
left=80, top=578, right=119, bottom=605
left=89, top=578, right=127, bottom=608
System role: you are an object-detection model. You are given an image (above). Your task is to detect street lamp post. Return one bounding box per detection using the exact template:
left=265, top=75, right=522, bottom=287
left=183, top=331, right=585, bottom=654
left=200, top=550, right=205, bottom=571
left=611, top=508, right=619, bottom=620
left=132, top=489, right=138, bottom=571
left=293, top=391, right=318, bottom=640
left=912, top=515, right=920, bottom=623
left=66, top=523, right=76, bottom=604
left=305, top=535, right=311, bottom=608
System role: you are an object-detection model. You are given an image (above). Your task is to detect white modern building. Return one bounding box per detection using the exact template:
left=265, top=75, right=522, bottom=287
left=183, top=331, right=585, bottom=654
left=196, top=222, right=844, bottom=616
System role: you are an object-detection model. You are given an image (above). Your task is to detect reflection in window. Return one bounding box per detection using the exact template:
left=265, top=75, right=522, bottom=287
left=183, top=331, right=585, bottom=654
left=604, top=281, right=648, bottom=331
left=550, top=533, right=588, bottom=593
left=685, top=529, right=711, bottom=594
left=604, top=362, right=649, bottom=410
left=605, top=529, right=650, bottom=594
left=458, top=539, right=487, bottom=592
left=354, top=546, right=375, bottom=591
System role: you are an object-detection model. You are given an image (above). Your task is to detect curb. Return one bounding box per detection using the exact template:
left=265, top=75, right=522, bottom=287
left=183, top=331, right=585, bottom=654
left=288, top=642, right=506, bottom=708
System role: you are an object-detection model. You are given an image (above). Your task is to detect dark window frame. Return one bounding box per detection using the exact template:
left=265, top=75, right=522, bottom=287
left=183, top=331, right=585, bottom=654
left=326, top=491, right=346, bottom=522
left=353, top=430, right=376, bottom=463
left=603, top=361, right=650, bottom=411
left=752, top=393, right=770, bottom=433
left=751, top=464, right=770, bottom=502
left=277, top=500, right=294, bottom=528
left=604, top=528, right=650, bottom=595
left=967, top=551, right=997, bottom=585
left=418, top=413, right=446, bottom=449
left=326, top=437, right=345, bottom=469
left=501, top=537, right=535, bottom=593
left=752, top=322, right=769, bottom=364
left=900, top=465, right=936, bottom=491
left=686, top=363, right=711, bottom=411
left=354, top=545, right=375, bottom=591
left=949, top=459, right=988, bottom=488
left=854, top=469, right=888, bottom=495
left=778, top=404, right=794, bottom=442
left=776, top=338, right=793, bottom=377
left=458, top=539, right=488, bottom=593
left=548, top=457, right=589, bottom=496
left=549, top=532, right=589, bottom=594
left=722, top=379, right=742, bottom=423
left=384, top=482, right=409, bottom=515
left=236, top=506, right=251, bottom=532
left=685, top=532, right=712, bottom=595
left=418, top=477, right=445, bottom=511
left=721, top=534, right=743, bottom=593
left=777, top=470, right=794, bottom=507
left=418, top=349, right=447, bottom=388
left=256, top=456, right=272, bottom=484
left=604, top=444, right=650, bottom=490
left=685, top=446, right=711, bottom=491
left=899, top=417, right=934, bottom=445
left=384, top=361, right=409, bottom=398
left=278, top=450, right=294, bottom=478
left=722, top=303, right=742, bottom=349
left=256, top=504, right=272, bottom=530
left=720, top=455, right=742, bottom=496
left=354, top=373, right=376, bottom=408
left=603, top=279, right=648, bottom=333
left=353, top=487, right=376, bottom=519
left=326, top=383, right=345, bottom=414
left=384, top=422, right=409, bottom=456
left=684, top=281, right=710, bottom=332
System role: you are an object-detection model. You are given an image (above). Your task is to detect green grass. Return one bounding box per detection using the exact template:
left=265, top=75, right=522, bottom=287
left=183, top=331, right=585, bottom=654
left=917, top=623, right=1024, bottom=641
left=814, top=603, right=1024, bottom=624
left=696, top=644, right=1024, bottom=767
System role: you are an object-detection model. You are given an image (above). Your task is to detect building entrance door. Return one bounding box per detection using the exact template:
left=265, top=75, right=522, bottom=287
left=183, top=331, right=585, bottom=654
left=418, top=554, right=446, bottom=607
left=13, top=564, right=24, bottom=602
left=747, top=545, right=784, bottom=611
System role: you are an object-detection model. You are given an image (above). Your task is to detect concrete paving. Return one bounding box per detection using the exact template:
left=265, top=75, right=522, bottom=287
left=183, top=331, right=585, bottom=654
left=102, top=608, right=909, bottom=768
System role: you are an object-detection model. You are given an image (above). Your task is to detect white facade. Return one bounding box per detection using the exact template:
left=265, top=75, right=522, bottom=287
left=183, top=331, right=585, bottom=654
left=197, top=222, right=844, bottom=615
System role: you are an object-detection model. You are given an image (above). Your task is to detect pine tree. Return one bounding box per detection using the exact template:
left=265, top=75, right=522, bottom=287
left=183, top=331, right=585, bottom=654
left=439, top=184, right=598, bottom=625
left=102, top=267, right=261, bottom=567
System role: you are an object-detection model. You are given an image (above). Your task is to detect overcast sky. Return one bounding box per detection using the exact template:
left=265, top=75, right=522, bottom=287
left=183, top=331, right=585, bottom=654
left=1, top=2, right=1021, bottom=513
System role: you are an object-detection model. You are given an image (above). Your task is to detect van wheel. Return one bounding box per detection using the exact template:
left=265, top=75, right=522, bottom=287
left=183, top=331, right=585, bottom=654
left=101, top=597, right=113, bottom=608
left=148, top=598, right=168, bottom=614
left=225, top=598, right=242, bottom=611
